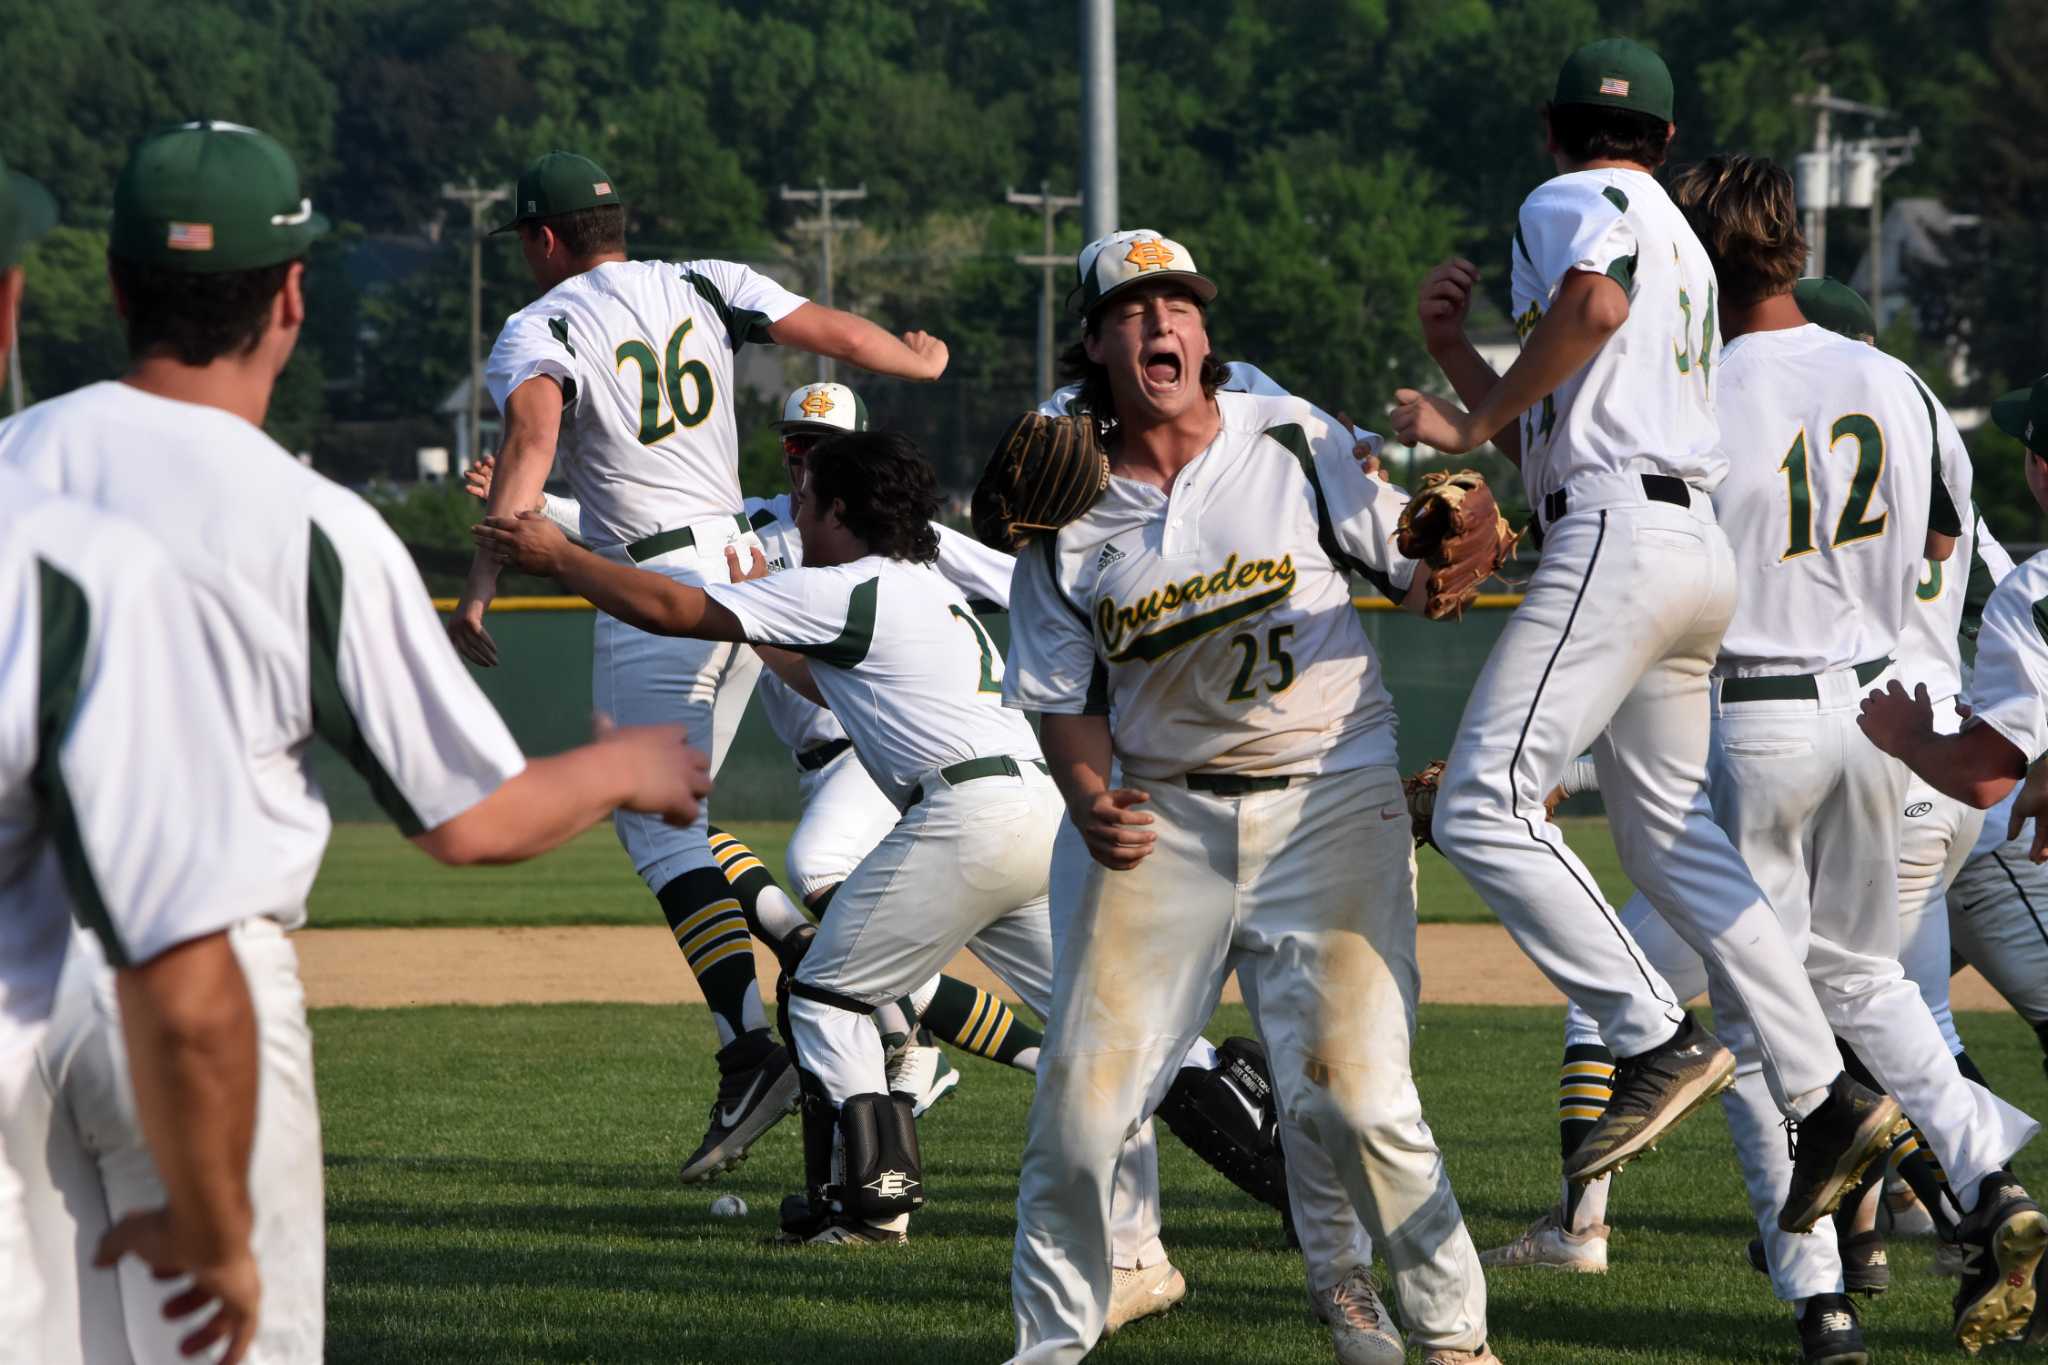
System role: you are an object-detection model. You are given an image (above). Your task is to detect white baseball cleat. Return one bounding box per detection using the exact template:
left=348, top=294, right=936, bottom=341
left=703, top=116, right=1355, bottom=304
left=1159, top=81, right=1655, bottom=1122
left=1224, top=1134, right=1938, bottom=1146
left=1478, top=1207, right=1609, bottom=1273
left=886, top=1043, right=960, bottom=1119
left=1104, top=1260, right=1185, bottom=1334
left=1424, top=1348, right=1504, bottom=1365
left=1310, top=1265, right=1404, bottom=1365
left=1883, top=1180, right=1939, bottom=1239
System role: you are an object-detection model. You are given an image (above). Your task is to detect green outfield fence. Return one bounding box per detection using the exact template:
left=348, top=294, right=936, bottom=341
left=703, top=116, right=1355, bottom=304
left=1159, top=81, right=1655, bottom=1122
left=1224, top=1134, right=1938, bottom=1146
left=310, top=595, right=1530, bottom=823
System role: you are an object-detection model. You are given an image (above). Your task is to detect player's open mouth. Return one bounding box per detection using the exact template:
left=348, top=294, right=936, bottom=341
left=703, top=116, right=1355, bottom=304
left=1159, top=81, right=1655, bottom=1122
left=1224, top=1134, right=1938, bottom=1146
left=1142, top=350, right=1182, bottom=391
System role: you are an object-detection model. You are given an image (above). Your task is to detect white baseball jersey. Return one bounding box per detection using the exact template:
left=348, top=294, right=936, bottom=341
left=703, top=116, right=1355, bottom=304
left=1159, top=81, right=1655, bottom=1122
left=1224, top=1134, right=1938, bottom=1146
left=1965, top=548, right=2048, bottom=767
left=1711, top=325, right=1965, bottom=676
left=0, top=477, right=268, bottom=1075
left=1903, top=504, right=2013, bottom=707
left=1004, top=392, right=1414, bottom=780
left=486, top=259, right=807, bottom=546
left=0, top=382, right=528, bottom=924
left=704, top=556, right=1040, bottom=809
left=1509, top=167, right=1722, bottom=503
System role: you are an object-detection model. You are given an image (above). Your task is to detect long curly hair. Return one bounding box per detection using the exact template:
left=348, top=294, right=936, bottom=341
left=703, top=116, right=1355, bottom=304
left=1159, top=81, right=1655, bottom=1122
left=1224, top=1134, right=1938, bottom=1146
left=1669, top=153, right=1806, bottom=310
left=806, top=430, right=942, bottom=564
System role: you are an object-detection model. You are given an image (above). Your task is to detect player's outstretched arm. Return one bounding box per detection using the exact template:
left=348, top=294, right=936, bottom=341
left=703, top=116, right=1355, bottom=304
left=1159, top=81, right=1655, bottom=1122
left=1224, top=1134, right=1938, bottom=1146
left=98, top=931, right=262, bottom=1365
left=1040, top=713, right=1157, bottom=871
left=766, top=303, right=948, bottom=382
left=412, top=718, right=712, bottom=865
left=474, top=512, right=749, bottom=641
left=1858, top=681, right=2027, bottom=808
left=451, top=378, right=566, bottom=667
left=1393, top=269, right=1626, bottom=457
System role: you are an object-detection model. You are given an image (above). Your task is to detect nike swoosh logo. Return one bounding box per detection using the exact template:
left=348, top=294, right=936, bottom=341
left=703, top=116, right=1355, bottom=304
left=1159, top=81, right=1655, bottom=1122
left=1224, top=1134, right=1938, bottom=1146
left=1220, top=1075, right=1265, bottom=1131
left=1379, top=810, right=1403, bottom=821
left=719, top=1072, right=769, bottom=1128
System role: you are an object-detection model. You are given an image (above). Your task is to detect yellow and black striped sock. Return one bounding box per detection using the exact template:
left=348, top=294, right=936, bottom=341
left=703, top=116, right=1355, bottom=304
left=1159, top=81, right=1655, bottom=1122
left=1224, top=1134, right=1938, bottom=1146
left=657, top=865, right=761, bottom=1045
left=1889, top=1127, right=1957, bottom=1233
left=923, top=977, right=1041, bottom=1073
left=1559, top=1043, right=1614, bottom=1225
left=707, top=826, right=810, bottom=944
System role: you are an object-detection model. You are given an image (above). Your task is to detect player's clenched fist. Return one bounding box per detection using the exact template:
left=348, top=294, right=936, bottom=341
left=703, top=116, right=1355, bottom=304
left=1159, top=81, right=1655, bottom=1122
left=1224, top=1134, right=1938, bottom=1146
left=1417, top=257, right=1481, bottom=355
left=1390, top=388, right=1481, bottom=456
left=901, top=330, right=949, bottom=381
left=1073, top=787, right=1158, bottom=871
left=474, top=511, right=571, bottom=576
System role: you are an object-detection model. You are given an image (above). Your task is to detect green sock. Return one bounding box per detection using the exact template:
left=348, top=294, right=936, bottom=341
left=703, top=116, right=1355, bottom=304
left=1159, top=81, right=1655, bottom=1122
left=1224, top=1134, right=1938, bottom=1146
left=922, top=977, right=1041, bottom=1073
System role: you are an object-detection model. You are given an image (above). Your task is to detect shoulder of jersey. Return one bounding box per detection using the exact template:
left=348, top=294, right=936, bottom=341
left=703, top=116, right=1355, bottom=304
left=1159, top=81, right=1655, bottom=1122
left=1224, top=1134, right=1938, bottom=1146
left=1521, top=172, right=1630, bottom=219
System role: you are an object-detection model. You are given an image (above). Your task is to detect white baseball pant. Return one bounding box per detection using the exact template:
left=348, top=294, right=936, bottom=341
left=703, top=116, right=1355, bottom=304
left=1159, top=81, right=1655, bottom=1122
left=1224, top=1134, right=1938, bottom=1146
left=1435, top=473, right=1838, bottom=1114
left=592, top=520, right=763, bottom=895
left=1897, top=705, right=1983, bottom=1057
left=0, top=1056, right=43, bottom=1365
left=6, top=919, right=323, bottom=1364
left=786, top=743, right=902, bottom=901
left=1011, top=765, right=1487, bottom=1363
left=787, top=764, right=1163, bottom=1260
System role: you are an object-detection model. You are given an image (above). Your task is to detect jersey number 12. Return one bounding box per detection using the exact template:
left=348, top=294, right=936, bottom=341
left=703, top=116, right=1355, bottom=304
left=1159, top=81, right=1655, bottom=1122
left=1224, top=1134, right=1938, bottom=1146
left=1778, top=416, right=1888, bottom=560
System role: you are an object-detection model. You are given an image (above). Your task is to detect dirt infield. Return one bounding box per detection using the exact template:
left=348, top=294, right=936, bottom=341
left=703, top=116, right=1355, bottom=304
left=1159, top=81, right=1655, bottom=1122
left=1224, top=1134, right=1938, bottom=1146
left=296, top=923, right=2015, bottom=1014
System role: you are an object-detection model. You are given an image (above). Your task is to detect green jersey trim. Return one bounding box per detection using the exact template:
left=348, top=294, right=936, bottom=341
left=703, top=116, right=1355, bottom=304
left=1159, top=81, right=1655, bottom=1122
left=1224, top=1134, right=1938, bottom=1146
left=32, top=559, right=126, bottom=967
left=787, top=575, right=878, bottom=669
left=684, top=269, right=775, bottom=352
left=1909, top=374, right=1963, bottom=538
left=308, top=523, right=427, bottom=836
left=1104, top=583, right=1292, bottom=664
left=1601, top=186, right=1630, bottom=214
left=1266, top=423, right=1400, bottom=603
left=547, top=315, right=576, bottom=357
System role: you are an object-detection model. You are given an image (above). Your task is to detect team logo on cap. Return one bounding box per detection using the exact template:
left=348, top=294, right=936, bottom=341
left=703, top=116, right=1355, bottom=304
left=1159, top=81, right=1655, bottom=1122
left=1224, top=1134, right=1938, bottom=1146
left=1598, top=76, right=1631, bottom=96
left=593, top=181, right=611, bottom=196
left=1124, top=239, right=1177, bottom=272
left=799, top=388, right=837, bottom=418
left=166, top=222, right=215, bottom=251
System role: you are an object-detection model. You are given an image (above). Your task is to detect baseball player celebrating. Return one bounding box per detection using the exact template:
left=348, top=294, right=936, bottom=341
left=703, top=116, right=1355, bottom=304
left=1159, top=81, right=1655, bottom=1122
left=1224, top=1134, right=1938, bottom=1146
left=0, top=122, right=712, bottom=1365
left=478, top=431, right=1183, bottom=1281
left=1392, top=40, right=1901, bottom=1213
left=451, top=152, right=950, bottom=1185
left=999, top=232, right=1497, bottom=1365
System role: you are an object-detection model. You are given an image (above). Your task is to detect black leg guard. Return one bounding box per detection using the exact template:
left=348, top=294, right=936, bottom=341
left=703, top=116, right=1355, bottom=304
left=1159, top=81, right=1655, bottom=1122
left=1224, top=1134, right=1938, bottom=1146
left=1153, top=1037, right=1290, bottom=1212
left=838, top=1093, right=925, bottom=1219
left=779, top=1072, right=841, bottom=1240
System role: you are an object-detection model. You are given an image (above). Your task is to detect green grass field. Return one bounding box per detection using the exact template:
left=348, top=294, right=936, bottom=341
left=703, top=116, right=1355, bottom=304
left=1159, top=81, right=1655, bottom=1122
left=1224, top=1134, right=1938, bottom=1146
left=318, top=999, right=2048, bottom=1364
left=307, top=818, right=1631, bottom=928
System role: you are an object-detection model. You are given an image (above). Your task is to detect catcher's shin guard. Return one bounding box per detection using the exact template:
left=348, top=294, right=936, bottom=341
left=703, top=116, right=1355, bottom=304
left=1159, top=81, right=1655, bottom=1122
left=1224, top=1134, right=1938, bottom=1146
left=837, top=1093, right=925, bottom=1220
left=1155, top=1037, right=1290, bottom=1211
left=778, top=1076, right=841, bottom=1240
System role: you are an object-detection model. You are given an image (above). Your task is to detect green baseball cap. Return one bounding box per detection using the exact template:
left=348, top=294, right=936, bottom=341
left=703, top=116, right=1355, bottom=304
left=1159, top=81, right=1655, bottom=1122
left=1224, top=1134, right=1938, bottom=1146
left=493, top=152, right=621, bottom=234
left=110, top=121, right=328, bottom=273
left=1794, top=277, right=1877, bottom=341
left=0, top=157, right=57, bottom=271
left=1991, top=374, right=2048, bottom=453
left=1554, top=38, right=1675, bottom=122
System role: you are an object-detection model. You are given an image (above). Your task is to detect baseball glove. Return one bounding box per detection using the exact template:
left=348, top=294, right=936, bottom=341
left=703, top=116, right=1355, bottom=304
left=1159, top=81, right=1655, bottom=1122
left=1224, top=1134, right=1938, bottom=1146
left=1394, top=470, right=1520, bottom=620
left=1403, top=759, right=1447, bottom=850
left=972, top=412, right=1111, bottom=550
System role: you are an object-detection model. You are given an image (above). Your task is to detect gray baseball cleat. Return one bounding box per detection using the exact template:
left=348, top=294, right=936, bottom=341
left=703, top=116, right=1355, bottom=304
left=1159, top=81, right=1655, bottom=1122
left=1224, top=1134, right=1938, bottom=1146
left=1564, top=1012, right=1733, bottom=1184
left=678, top=1029, right=801, bottom=1184
left=1310, top=1265, right=1404, bottom=1365
left=1104, top=1260, right=1185, bottom=1334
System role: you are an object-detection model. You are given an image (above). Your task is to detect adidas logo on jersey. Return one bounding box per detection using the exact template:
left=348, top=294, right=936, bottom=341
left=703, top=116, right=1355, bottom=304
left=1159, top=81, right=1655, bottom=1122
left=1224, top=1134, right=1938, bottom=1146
left=1096, top=543, right=1126, bottom=570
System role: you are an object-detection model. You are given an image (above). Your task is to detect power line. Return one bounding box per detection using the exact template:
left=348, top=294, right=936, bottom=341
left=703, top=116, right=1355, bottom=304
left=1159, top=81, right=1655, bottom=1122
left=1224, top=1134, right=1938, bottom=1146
left=441, top=179, right=512, bottom=464
left=1006, top=182, right=1083, bottom=398
left=780, top=181, right=868, bottom=381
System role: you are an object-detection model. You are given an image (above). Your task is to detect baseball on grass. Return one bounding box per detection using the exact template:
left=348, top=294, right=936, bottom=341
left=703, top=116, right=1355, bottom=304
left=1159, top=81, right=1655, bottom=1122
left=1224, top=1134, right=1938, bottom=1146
left=709, top=1194, right=747, bottom=1218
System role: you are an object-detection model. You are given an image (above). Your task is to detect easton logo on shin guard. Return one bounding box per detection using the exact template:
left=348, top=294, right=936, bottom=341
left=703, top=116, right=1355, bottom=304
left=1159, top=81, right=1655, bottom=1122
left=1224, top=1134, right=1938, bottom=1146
left=864, top=1169, right=921, bottom=1202
left=838, top=1092, right=926, bottom=1219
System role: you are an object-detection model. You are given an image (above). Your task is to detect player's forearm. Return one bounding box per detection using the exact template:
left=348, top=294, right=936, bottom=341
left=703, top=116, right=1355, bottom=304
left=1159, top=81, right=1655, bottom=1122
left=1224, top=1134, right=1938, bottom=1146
left=1039, top=713, right=1116, bottom=813
left=115, top=934, right=258, bottom=1266
left=1894, top=725, right=2026, bottom=809
left=1428, top=337, right=1520, bottom=464
left=414, top=748, right=651, bottom=864
left=552, top=546, right=741, bottom=640
left=1464, top=276, right=1624, bottom=446
left=756, top=645, right=826, bottom=706
left=773, top=305, right=930, bottom=379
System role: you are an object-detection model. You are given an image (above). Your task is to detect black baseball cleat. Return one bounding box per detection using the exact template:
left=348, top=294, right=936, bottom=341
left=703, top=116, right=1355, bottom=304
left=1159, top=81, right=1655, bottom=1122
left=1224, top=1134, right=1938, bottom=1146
left=678, top=1029, right=801, bottom=1185
left=1952, top=1168, right=2048, bottom=1353
left=1748, top=1229, right=1889, bottom=1297
left=1796, top=1293, right=1868, bottom=1365
left=1779, top=1075, right=1907, bottom=1234
left=1563, top=1012, right=1734, bottom=1184
left=1154, top=1037, right=1290, bottom=1212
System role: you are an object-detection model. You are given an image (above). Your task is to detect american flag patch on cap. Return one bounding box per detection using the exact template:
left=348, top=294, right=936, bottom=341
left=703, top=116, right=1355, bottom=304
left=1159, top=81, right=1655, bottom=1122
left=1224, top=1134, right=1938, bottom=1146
left=1599, top=76, right=1630, bottom=96
left=593, top=181, right=612, bottom=195
left=166, top=222, right=214, bottom=251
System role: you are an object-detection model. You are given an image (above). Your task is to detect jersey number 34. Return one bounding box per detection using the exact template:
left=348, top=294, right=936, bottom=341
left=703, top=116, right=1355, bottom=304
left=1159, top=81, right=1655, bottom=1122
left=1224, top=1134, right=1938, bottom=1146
left=616, top=320, right=716, bottom=445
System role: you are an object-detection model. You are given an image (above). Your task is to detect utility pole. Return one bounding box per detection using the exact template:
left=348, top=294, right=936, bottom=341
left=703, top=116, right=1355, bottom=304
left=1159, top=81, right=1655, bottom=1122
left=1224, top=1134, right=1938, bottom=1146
left=1007, top=182, right=1084, bottom=397
left=441, top=179, right=511, bottom=466
left=1080, top=0, right=1118, bottom=241
left=781, top=181, right=867, bottom=380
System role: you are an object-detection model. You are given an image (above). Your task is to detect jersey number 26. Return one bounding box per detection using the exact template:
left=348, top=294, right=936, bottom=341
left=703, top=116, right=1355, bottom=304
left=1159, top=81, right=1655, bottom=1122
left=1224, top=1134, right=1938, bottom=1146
left=616, top=320, right=716, bottom=445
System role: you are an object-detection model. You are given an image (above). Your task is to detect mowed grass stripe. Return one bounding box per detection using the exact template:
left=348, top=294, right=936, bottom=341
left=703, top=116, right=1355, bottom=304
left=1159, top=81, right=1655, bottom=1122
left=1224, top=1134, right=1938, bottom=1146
left=308, top=818, right=1630, bottom=929
left=318, top=1001, right=2047, bottom=1363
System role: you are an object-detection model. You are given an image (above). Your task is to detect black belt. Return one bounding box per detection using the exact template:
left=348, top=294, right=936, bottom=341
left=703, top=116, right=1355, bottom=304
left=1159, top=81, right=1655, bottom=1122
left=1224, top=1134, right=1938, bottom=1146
left=1539, top=474, right=1692, bottom=535
left=1185, top=772, right=1295, bottom=796
left=906, top=755, right=1050, bottom=808
left=625, top=514, right=750, bottom=564
left=795, top=738, right=853, bottom=772
left=1719, top=657, right=1891, bottom=703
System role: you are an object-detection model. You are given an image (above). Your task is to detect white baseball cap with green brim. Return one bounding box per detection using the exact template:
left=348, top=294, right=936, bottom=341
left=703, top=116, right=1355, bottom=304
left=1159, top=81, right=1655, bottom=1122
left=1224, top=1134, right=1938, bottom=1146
left=771, top=381, right=869, bottom=434
left=1069, top=229, right=1216, bottom=318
